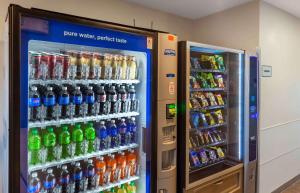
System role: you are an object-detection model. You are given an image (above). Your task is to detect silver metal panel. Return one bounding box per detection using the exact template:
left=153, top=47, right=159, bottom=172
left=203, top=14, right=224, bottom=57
left=186, top=41, right=245, bottom=54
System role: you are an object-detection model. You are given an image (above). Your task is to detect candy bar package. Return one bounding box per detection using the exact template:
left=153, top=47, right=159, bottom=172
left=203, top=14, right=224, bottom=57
left=190, top=98, right=201, bottom=109
left=205, top=92, right=218, bottom=106
left=207, top=73, right=217, bottom=88
left=190, top=57, right=201, bottom=69
left=215, top=55, right=226, bottom=71
left=204, top=132, right=210, bottom=144
left=199, top=149, right=209, bottom=165
left=213, top=110, right=224, bottom=124
left=213, top=130, right=223, bottom=141
left=200, top=113, right=209, bottom=127
left=198, top=92, right=209, bottom=107
left=190, top=76, right=201, bottom=89
left=215, top=74, right=225, bottom=88
left=207, top=149, right=218, bottom=161
left=190, top=112, right=200, bottom=128
left=208, top=131, right=215, bottom=143
left=215, top=94, right=225, bottom=105
left=198, top=131, right=205, bottom=145
left=205, top=113, right=216, bottom=126
left=190, top=150, right=201, bottom=167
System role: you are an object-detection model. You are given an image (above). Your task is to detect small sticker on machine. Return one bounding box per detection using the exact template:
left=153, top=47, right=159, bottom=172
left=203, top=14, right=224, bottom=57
left=169, top=82, right=175, bottom=95
left=164, top=49, right=176, bottom=56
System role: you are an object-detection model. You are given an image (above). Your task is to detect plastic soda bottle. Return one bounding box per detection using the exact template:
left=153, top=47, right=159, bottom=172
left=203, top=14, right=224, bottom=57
left=97, top=121, right=108, bottom=150
left=86, top=159, right=95, bottom=190
left=43, top=127, right=56, bottom=162
left=118, top=86, right=127, bottom=113
left=120, top=56, right=128, bottom=80
left=43, top=87, right=56, bottom=120
left=85, top=86, right=95, bottom=116
left=108, top=86, right=118, bottom=114
left=95, top=156, right=106, bottom=186
left=111, top=55, right=119, bottom=80
left=108, top=188, right=116, bottom=193
left=97, top=85, right=107, bottom=115
left=106, top=154, right=117, bottom=183
left=59, top=126, right=71, bottom=159
left=128, top=85, right=137, bottom=112
left=84, top=122, right=96, bottom=153
left=59, top=165, right=70, bottom=193
left=74, top=162, right=83, bottom=193
left=102, top=54, right=112, bottom=79
left=128, top=56, right=137, bottom=80
left=118, top=119, right=129, bottom=146
left=116, top=152, right=127, bottom=179
left=118, top=184, right=127, bottom=193
left=127, top=150, right=137, bottom=176
left=58, top=86, right=70, bottom=119
left=29, top=86, right=41, bottom=121
left=126, top=182, right=136, bottom=193
left=72, top=87, right=83, bottom=117
left=127, top=117, right=137, bottom=143
left=28, top=128, right=41, bottom=165
left=27, top=172, right=41, bottom=193
left=44, top=168, right=56, bottom=193
left=72, top=124, right=84, bottom=156
left=109, top=120, right=120, bottom=148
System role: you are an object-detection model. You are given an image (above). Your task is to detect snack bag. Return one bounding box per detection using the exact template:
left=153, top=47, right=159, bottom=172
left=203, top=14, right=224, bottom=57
left=215, top=75, right=225, bottom=88
left=190, top=150, right=201, bottom=167
left=215, top=55, right=226, bottom=71
left=205, top=113, right=216, bottom=126
left=207, top=73, right=217, bottom=88
left=215, top=94, right=225, bottom=105
left=198, top=93, right=209, bottom=107
left=198, top=73, right=209, bottom=88
left=198, top=131, right=205, bottom=145
left=208, top=149, right=218, bottom=161
left=205, top=92, right=218, bottom=106
left=199, top=113, right=208, bottom=127
left=216, top=148, right=225, bottom=158
left=200, top=55, right=211, bottom=69
left=189, top=137, right=197, bottom=148
left=190, top=113, right=200, bottom=128
left=199, top=149, right=209, bottom=164
left=208, top=56, right=218, bottom=70
left=213, top=130, right=222, bottom=141
left=190, top=57, right=201, bottom=69
left=190, top=76, right=201, bottom=89
left=204, top=132, right=210, bottom=144
left=213, top=110, right=224, bottom=124
left=190, top=98, right=201, bottom=109
left=208, top=131, right=215, bottom=143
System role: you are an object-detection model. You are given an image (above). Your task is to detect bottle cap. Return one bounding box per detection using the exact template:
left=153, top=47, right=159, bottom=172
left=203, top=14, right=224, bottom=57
left=74, top=124, right=81, bottom=129
left=47, top=87, right=53, bottom=91
left=76, top=86, right=81, bottom=90
left=31, top=86, right=37, bottom=91
left=31, top=128, right=39, bottom=135
left=75, top=162, right=81, bottom=167
left=111, top=120, right=115, bottom=124
left=99, top=156, right=104, bottom=161
left=62, top=126, right=68, bottom=131
left=121, top=118, right=125, bottom=122
left=87, top=122, right=93, bottom=127
left=62, top=86, right=67, bottom=91
left=131, top=117, right=136, bottom=121
left=88, top=159, right=93, bottom=164
left=47, top=127, right=54, bottom=132
left=62, top=165, right=68, bottom=170
left=100, top=121, right=105, bottom=125
left=32, top=172, right=38, bottom=178
left=47, top=168, right=53, bottom=173
left=88, top=86, right=93, bottom=90
left=130, top=85, right=135, bottom=89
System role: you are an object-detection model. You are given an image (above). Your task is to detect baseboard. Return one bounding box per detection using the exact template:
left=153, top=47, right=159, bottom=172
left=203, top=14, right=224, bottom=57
left=272, top=174, right=300, bottom=193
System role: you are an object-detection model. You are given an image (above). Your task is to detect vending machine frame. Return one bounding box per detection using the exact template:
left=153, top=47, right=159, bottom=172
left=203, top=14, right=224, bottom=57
left=5, top=4, right=178, bottom=193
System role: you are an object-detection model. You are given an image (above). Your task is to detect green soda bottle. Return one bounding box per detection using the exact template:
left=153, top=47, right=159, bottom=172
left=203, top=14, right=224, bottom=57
left=117, top=184, right=127, bottom=193
left=72, top=124, right=84, bottom=156
left=59, top=126, right=71, bottom=159
left=84, top=122, right=96, bottom=153
left=43, top=127, right=56, bottom=162
left=127, top=182, right=136, bottom=193
left=28, top=128, right=41, bottom=165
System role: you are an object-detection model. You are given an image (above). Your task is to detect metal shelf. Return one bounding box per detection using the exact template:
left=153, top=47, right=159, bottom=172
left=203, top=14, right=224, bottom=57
left=87, top=176, right=139, bottom=193
left=28, top=143, right=139, bottom=173
left=190, top=105, right=225, bottom=111
left=190, top=123, right=227, bottom=131
left=190, top=69, right=226, bottom=73
left=190, top=88, right=226, bottom=92
left=28, top=112, right=140, bottom=128
left=29, top=79, right=140, bottom=85
left=189, top=159, right=226, bottom=173
left=190, top=141, right=226, bottom=150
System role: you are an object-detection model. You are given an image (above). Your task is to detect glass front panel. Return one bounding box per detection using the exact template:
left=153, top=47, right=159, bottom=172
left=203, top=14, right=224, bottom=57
left=21, top=16, right=151, bottom=193
left=188, top=45, right=244, bottom=183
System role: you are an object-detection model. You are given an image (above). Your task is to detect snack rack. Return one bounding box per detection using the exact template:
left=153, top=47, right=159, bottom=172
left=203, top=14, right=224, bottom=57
left=178, top=41, right=245, bottom=192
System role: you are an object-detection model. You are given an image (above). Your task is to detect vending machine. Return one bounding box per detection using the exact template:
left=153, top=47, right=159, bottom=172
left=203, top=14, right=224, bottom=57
left=177, top=41, right=245, bottom=193
left=2, top=4, right=177, bottom=193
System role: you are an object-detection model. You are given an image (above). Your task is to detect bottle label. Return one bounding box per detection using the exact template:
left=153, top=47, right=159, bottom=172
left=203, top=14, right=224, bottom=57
left=100, top=129, right=107, bottom=139
left=85, top=95, right=95, bottom=104
left=121, top=94, right=127, bottom=101
left=109, top=94, right=117, bottom=102
left=73, top=96, right=83, bottom=105
left=111, top=129, right=118, bottom=136
left=59, top=96, right=70, bottom=105
left=129, top=93, right=136, bottom=100
left=119, top=126, right=127, bottom=134
left=29, top=98, right=41, bottom=107
left=44, top=179, right=55, bottom=189
left=99, top=95, right=106, bottom=102
left=27, top=183, right=41, bottom=193
left=86, top=169, right=95, bottom=177
left=43, top=97, right=55, bottom=106
left=60, top=175, right=70, bottom=184
left=74, top=172, right=82, bottom=180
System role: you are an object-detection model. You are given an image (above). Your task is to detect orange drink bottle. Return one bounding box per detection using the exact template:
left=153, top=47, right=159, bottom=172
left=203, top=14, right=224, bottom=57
left=107, top=154, right=117, bottom=183
left=126, top=150, right=137, bottom=176
left=95, top=156, right=106, bottom=186
left=117, top=152, right=127, bottom=179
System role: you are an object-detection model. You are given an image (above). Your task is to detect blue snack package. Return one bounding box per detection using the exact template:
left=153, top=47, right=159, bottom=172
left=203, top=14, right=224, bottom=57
left=190, top=113, right=200, bottom=128
left=190, top=150, right=201, bottom=167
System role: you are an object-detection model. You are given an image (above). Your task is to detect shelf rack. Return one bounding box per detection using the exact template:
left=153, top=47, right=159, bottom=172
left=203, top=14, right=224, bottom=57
left=29, top=79, right=140, bottom=85
left=190, top=123, right=227, bottom=132
left=190, top=69, right=226, bottom=73
left=190, top=88, right=226, bottom=92
left=28, top=143, right=139, bottom=173
left=190, top=105, right=225, bottom=111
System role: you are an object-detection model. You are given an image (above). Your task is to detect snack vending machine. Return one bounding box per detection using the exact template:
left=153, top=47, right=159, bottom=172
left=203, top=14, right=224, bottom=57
left=2, top=4, right=177, bottom=193
left=177, top=41, right=245, bottom=193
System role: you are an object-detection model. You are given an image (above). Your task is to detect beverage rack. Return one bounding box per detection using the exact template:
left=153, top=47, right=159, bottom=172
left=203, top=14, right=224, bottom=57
left=27, top=46, right=141, bottom=192
left=188, top=51, right=228, bottom=174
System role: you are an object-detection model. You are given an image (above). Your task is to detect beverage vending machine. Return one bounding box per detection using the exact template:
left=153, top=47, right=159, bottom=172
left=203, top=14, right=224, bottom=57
left=2, top=4, right=177, bottom=193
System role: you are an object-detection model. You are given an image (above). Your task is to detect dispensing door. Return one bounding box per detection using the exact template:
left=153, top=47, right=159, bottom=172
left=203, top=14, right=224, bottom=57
left=156, top=33, right=177, bottom=193
left=244, top=55, right=259, bottom=193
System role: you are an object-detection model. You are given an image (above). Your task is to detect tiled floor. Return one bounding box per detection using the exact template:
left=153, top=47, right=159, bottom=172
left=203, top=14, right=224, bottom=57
left=281, top=180, right=300, bottom=193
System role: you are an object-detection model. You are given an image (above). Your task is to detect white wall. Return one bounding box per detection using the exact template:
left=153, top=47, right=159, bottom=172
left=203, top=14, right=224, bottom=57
left=259, top=2, right=300, bottom=193
left=0, top=0, right=193, bottom=41
left=191, top=0, right=259, bottom=53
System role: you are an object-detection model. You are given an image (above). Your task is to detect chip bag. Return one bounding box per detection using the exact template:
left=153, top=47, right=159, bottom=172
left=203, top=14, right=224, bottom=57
left=190, top=98, right=201, bottom=109
left=198, top=92, right=209, bottom=107
left=215, top=94, right=225, bottom=105
left=213, top=110, right=224, bottom=124
left=205, top=113, right=216, bottom=126
left=205, top=92, right=218, bottom=106
left=199, top=149, right=209, bottom=164
left=190, top=57, right=201, bottom=69
left=215, top=55, right=226, bottom=71
left=190, top=150, right=201, bottom=167
left=209, top=56, right=218, bottom=70
left=208, top=149, right=218, bottom=161
left=190, top=76, right=201, bottom=89
left=200, top=113, right=208, bottom=127
left=207, top=73, right=217, bottom=88
left=190, top=113, right=200, bottom=128
left=215, top=75, right=225, bottom=88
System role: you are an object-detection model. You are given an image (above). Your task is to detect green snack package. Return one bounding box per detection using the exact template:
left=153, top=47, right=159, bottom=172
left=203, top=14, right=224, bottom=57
left=215, top=55, right=226, bottom=71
